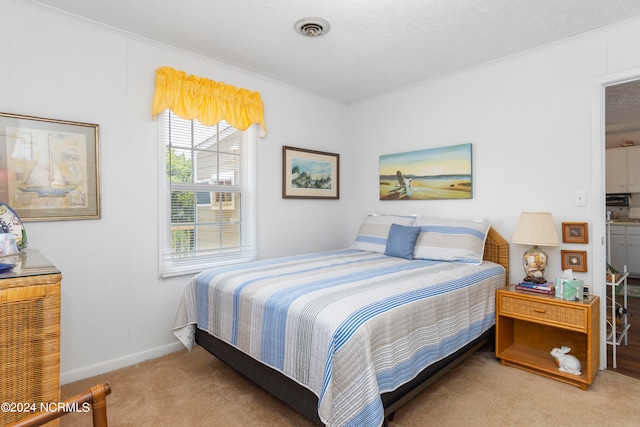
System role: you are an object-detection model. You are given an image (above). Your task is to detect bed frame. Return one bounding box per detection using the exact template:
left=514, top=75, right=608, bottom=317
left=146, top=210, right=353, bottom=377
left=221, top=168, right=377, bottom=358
left=195, top=227, right=509, bottom=426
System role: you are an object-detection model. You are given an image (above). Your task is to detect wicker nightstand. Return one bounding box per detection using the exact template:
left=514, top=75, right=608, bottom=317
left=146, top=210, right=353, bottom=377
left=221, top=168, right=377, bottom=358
left=0, top=250, right=61, bottom=426
left=495, top=285, right=599, bottom=390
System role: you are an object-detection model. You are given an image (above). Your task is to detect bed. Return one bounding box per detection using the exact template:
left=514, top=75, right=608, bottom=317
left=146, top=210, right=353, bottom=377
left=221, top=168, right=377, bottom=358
left=173, top=215, right=509, bottom=427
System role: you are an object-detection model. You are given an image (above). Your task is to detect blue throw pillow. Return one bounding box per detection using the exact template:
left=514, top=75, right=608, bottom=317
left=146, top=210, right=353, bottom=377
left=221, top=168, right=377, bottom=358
left=384, top=223, right=420, bottom=260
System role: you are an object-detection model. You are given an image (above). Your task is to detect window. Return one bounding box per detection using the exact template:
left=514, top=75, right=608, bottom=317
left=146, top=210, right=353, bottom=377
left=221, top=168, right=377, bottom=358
left=159, top=110, right=257, bottom=277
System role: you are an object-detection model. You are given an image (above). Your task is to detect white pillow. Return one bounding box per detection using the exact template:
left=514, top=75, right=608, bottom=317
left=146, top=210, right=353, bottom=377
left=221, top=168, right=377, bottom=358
left=413, top=217, right=490, bottom=264
left=351, top=214, right=417, bottom=253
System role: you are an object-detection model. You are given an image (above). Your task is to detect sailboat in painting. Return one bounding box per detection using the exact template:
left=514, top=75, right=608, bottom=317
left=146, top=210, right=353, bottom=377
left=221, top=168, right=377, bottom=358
left=19, top=134, right=76, bottom=196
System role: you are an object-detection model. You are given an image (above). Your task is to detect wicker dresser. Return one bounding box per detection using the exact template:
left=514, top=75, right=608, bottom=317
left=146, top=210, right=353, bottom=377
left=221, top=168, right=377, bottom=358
left=495, top=285, right=599, bottom=390
left=0, top=250, right=61, bottom=427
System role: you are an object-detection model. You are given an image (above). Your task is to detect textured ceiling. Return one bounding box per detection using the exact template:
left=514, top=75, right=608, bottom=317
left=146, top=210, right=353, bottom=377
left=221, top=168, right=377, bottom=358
left=23, top=0, right=640, bottom=136
left=28, top=0, right=640, bottom=103
left=607, top=80, right=640, bottom=134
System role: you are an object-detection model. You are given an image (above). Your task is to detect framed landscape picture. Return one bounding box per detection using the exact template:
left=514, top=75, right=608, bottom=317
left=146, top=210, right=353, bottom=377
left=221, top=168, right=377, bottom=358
left=0, top=112, right=100, bottom=221
left=379, top=143, right=472, bottom=200
left=282, top=146, right=339, bottom=199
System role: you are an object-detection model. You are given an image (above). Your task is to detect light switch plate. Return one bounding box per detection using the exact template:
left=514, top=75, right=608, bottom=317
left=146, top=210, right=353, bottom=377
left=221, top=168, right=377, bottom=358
left=575, top=190, right=586, bottom=206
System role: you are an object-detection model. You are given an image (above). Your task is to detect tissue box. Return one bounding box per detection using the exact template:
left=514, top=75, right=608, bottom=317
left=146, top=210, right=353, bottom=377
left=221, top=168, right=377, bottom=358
left=555, top=278, right=584, bottom=301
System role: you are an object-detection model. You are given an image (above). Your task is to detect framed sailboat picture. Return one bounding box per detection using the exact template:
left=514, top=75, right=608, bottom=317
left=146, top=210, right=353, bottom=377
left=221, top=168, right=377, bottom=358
left=0, top=112, right=100, bottom=221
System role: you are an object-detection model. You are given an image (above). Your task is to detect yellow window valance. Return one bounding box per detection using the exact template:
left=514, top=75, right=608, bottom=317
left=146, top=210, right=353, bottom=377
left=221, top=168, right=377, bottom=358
left=152, top=66, right=266, bottom=136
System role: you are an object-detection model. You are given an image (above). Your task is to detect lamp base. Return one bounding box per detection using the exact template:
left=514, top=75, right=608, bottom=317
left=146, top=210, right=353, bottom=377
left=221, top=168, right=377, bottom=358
left=522, top=245, right=548, bottom=284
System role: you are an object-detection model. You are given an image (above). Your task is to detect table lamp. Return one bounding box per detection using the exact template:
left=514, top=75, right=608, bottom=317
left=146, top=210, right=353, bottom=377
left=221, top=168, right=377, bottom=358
left=512, top=212, right=560, bottom=283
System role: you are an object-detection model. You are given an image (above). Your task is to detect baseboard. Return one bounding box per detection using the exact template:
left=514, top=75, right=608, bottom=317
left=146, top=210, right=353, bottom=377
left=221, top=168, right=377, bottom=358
left=60, top=341, right=185, bottom=385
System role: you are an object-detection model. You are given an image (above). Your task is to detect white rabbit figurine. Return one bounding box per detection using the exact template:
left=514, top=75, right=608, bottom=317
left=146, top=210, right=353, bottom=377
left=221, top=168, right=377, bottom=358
left=550, top=346, right=582, bottom=375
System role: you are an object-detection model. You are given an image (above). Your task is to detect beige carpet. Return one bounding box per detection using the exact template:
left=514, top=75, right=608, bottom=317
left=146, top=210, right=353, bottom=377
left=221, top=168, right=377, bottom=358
left=59, top=345, right=640, bottom=426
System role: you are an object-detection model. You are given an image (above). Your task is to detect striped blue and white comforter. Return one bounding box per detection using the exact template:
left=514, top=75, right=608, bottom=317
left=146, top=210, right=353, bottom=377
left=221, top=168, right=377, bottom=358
left=173, top=249, right=505, bottom=427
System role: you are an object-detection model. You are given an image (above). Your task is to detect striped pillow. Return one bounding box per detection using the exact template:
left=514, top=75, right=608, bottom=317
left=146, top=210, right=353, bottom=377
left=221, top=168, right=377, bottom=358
left=413, top=218, right=490, bottom=264
left=351, top=214, right=417, bottom=253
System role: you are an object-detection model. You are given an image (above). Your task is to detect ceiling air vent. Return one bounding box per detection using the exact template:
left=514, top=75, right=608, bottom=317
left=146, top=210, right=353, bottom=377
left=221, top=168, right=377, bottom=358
left=294, top=18, right=330, bottom=37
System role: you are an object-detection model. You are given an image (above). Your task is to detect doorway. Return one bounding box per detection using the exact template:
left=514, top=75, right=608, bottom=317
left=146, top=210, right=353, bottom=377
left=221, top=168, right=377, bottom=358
left=600, top=76, right=640, bottom=379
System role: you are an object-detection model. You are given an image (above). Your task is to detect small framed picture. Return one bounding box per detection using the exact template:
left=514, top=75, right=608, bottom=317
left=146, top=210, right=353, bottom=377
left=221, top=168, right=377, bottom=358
left=562, top=222, right=588, bottom=244
left=282, top=146, right=339, bottom=199
left=561, top=250, right=587, bottom=272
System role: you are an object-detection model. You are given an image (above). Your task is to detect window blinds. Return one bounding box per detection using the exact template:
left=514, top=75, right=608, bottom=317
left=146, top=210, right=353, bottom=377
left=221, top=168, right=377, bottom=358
left=159, top=111, right=257, bottom=277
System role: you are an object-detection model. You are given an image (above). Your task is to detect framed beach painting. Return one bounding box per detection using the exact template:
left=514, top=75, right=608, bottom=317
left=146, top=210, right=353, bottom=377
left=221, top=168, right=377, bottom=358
left=379, top=143, right=472, bottom=200
left=0, top=112, right=100, bottom=221
left=282, top=146, right=339, bottom=199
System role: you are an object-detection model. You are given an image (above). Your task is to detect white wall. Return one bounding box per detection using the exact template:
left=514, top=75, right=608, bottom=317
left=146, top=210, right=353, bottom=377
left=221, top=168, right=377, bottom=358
left=346, top=29, right=607, bottom=284
left=345, top=15, right=640, bottom=367
left=0, top=0, right=350, bottom=383
left=346, top=15, right=640, bottom=283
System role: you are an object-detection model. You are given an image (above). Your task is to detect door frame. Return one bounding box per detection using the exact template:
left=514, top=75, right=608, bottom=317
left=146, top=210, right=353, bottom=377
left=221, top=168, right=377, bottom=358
left=591, top=67, right=640, bottom=369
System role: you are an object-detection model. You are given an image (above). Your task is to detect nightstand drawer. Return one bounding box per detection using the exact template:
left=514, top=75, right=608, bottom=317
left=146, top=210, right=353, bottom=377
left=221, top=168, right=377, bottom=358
left=499, top=293, right=586, bottom=330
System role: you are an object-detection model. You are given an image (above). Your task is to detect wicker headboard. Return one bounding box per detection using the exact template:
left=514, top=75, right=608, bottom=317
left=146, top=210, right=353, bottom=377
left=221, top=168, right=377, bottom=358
left=483, top=227, right=509, bottom=286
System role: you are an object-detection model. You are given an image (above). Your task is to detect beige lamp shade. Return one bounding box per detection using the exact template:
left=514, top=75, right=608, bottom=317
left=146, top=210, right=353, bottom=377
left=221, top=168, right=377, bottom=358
left=512, top=212, right=560, bottom=282
left=512, top=212, right=560, bottom=247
